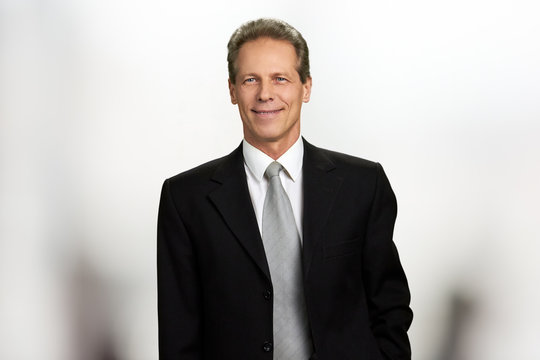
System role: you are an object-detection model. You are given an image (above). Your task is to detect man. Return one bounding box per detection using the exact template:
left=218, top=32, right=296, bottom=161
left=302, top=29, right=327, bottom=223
left=158, top=18, right=412, bottom=359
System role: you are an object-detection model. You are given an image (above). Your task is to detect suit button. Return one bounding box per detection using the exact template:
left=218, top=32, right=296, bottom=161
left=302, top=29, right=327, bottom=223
left=262, top=341, right=273, bottom=352
left=263, top=290, right=272, bottom=300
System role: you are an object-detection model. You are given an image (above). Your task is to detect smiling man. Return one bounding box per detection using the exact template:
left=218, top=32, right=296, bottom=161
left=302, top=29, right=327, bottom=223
left=228, top=36, right=311, bottom=159
left=158, top=18, right=413, bottom=360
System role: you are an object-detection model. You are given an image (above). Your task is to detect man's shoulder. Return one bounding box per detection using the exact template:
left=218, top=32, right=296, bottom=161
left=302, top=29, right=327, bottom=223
left=304, top=140, right=380, bottom=172
left=305, top=141, right=394, bottom=196
left=169, top=155, right=225, bottom=182
left=165, top=144, right=242, bottom=189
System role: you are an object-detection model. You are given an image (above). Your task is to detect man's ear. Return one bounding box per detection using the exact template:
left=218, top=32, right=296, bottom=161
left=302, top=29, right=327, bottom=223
left=228, top=78, right=238, bottom=105
left=302, top=77, right=312, bottom=103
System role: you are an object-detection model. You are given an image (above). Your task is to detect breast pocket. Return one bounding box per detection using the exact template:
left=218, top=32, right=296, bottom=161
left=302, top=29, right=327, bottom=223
left=323, top=238, right=361, bottom=261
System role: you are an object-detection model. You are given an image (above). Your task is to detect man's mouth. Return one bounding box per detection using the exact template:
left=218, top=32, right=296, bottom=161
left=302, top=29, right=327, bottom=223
left=252, top=109, right=282, bottom=115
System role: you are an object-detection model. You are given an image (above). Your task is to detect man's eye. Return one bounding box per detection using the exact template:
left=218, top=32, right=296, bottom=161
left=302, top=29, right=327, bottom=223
left=244, top=78, right=256, bottom=83
left=276, top=77, right=287, bottom=82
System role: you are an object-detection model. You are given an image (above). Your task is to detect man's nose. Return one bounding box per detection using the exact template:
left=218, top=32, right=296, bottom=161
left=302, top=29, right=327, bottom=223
left=257, top=80, right=274, bottom=102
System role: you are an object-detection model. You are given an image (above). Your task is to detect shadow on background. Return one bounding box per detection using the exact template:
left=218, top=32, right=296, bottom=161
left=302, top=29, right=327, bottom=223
left=70, top=255, right=123, bottom=360
left=436, top=291, right=475, bottom=360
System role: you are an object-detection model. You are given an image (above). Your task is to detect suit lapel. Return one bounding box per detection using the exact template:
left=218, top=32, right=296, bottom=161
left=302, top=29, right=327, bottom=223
left=207, top=144, right=271, bottom=282
left=207, top=140, right=342, bottom=282
left=302, top=139, right=343, bottom=276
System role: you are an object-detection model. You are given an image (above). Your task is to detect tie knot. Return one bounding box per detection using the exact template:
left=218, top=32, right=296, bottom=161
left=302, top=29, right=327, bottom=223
left=265, top=161, right=283, bottom=178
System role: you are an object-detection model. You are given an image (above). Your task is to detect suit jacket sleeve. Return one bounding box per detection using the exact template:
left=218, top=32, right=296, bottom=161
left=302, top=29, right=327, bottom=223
left=364, top=164, right=413, bottom=359
left=157, top=179, right=202, bottom=359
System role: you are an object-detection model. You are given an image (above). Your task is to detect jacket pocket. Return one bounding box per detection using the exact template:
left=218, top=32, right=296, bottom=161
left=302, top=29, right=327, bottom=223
left=323, top=238, right=360, bottom=261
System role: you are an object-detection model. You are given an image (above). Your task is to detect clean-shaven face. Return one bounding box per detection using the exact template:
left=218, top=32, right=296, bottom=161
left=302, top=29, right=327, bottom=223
left=228, top=37, right=312, bottom=150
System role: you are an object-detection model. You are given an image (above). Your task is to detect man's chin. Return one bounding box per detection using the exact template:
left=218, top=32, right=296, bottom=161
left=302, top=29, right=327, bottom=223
left=246, top=131, right=300, bottom=148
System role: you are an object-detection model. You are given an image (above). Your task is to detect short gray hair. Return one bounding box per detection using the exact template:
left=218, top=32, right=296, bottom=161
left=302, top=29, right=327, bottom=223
left=227, top=18, right=310, bottom=84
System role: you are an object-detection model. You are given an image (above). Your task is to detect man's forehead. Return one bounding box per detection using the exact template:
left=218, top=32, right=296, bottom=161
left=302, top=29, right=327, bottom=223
left=242, top=36, right=293, bottom=47
left=239, top=36, right=294, bottom=52
left=237, top=39, right=298, bottom=67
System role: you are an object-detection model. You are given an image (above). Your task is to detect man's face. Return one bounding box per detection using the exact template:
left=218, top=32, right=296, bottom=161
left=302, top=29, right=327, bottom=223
left=228, top=37, right=312, bottom=150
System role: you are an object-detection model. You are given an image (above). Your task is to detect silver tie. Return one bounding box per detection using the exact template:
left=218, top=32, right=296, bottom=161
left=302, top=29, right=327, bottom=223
left=262, top=161, right=312, bottom=359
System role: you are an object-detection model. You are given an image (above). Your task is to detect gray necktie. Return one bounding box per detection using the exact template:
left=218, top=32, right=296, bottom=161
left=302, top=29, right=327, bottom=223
left=262, top=161, right=312, bottom=359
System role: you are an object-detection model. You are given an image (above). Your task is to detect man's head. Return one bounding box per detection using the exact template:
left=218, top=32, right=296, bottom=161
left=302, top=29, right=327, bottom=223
left=227, top=18, right=311, bottom=85
left=227, top=19, right=312, bottom=158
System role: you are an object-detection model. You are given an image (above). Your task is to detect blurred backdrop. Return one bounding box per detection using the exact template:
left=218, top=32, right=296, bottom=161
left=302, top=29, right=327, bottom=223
left=1, top=0, right=539, bottom=359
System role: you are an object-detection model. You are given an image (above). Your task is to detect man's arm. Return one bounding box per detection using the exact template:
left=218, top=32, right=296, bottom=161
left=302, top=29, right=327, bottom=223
left=363, top=164, right=413, bottom=359
left=157, top=179, right=202, bottom=359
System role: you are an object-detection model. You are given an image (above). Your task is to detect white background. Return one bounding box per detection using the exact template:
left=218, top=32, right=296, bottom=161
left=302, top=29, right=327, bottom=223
left=1, top=0, right=539, bottom=359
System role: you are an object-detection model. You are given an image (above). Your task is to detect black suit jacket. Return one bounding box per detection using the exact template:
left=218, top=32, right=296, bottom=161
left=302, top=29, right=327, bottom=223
left=157, top=139, right=412, bottom=360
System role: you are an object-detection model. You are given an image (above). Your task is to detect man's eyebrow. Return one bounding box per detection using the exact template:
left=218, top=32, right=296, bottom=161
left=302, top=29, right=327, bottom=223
left=270, top=71, right=292, bottom=77
left=240, top=71, right=292, bottom=77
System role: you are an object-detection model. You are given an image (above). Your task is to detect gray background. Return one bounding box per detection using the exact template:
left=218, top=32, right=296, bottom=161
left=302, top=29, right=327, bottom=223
left=1, top=0, right=539, bottom=359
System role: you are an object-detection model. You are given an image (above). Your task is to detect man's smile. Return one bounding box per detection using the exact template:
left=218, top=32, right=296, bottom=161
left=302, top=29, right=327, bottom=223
left=251, top=109, right=283, bottom=115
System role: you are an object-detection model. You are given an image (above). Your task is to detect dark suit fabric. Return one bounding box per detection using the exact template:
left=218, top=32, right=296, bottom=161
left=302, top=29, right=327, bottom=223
left=157, top=139, right=413, bottom=360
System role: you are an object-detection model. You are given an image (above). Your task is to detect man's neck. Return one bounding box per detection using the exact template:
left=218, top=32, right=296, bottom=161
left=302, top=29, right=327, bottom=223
left=244, top=134, right=300, bottom=160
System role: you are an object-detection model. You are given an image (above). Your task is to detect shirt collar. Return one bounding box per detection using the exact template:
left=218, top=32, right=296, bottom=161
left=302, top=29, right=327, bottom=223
left=242, top=137, right=304, bottom=182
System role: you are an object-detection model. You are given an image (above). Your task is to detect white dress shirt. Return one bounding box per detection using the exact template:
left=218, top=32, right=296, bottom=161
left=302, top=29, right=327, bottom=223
left=242, top=137, right=304, bottom=241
